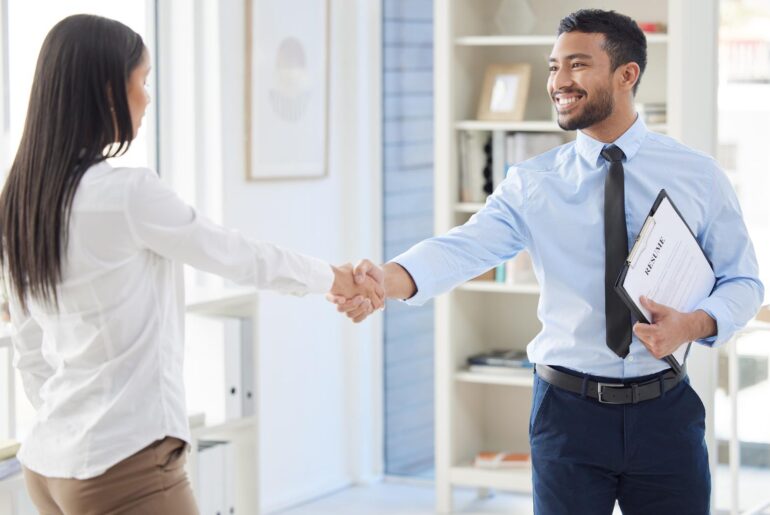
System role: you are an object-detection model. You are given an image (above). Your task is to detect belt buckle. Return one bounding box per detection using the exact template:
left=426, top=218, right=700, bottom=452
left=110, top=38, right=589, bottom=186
left=597, top=382, right=626, bottom=404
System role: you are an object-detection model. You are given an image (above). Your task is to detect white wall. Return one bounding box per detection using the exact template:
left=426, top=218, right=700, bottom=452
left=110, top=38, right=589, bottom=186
left=158, top=0, right=383, bottom=512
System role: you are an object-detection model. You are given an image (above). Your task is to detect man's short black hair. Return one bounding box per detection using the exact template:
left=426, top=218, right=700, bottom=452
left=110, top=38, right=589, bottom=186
left=557, top=9, right=647, bottom=95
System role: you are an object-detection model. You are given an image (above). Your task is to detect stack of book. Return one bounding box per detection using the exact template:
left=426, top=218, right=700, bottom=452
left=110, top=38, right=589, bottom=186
left=504, top=132, right=563, bottom=167
left=467, top=349, right=532, bottom=375
left=0, top=439, right=21, bottom=481
left=469, top=251, right=536, bottom=285
left=474, top=451, right=531, bottom=469
left=459, top=131, right=565, bottom=203
left=458, top=131, right=491, bottom=203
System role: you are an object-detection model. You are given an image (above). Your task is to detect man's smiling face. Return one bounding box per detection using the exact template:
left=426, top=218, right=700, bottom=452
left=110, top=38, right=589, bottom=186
left=547, top=31, right=616, bottom=131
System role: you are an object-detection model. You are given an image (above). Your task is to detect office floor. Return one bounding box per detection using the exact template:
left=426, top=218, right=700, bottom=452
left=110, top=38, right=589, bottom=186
left=276, top=480, right=537, bottom=515
left=277, top=465, right=770, bottom=515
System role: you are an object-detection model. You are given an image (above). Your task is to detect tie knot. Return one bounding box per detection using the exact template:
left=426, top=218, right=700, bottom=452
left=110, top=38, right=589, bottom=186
left=601, top=145, right=625, bottom=163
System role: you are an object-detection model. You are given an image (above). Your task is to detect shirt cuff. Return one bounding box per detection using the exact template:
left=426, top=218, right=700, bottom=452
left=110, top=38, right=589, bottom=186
left=391, top=252, right=434, bottom=306
left=306, top=258, right=335, bottom=295
left=693, top=296, right=733, bottom=347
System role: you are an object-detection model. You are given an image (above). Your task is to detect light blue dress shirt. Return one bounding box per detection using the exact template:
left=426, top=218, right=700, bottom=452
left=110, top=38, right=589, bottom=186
left=394, top=116, right=764, bottom=378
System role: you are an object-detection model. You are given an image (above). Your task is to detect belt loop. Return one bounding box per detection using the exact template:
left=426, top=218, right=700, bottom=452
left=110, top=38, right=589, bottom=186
left=631, top=383, right=639, bottom=404
left=580, top=375, right=589, bottom=398
left=658, top=375, right=666, bottom=398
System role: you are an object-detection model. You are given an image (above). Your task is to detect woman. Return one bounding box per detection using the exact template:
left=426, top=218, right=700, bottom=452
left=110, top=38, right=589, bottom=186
left=0, top=14, right=381, bottom=514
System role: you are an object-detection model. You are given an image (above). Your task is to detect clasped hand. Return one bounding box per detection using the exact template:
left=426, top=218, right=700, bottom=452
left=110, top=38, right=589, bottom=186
left=327, top=260, right=384, bottom=323
left=328, top=261, right=385, bottom=322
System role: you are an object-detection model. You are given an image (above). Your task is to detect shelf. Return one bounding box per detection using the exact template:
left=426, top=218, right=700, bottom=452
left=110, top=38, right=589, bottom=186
left=455, top=370, right=534, bottom=387
left=457, top=282, right=539, bottom=294
left=455, top=33, right=668, bottom=47
left=191, top=415, right=257, bottom=439
left=456, top=120, right=668, bottom=133
left=185, top=286, right=257, bottom=318
left=455, top=120, right=563, bottom=132
left=0, top=472, right=24, bottom=493
left=449, top=465, right=532, bottom=492
left=455, top=35, right=557, bottom=46
left=455, top=202, right=485, bottom=213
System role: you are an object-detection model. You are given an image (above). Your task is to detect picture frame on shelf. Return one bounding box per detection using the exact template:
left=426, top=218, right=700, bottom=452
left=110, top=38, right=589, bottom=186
left=477, top=63, right=531, bottom=122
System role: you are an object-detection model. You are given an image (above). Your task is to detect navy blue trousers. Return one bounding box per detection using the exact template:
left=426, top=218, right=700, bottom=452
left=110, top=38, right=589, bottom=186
left=529, top=369, right=710, bottom=515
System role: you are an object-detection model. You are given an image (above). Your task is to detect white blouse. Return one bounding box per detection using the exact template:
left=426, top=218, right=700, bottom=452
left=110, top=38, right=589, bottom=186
left=9, top=161, right=334, bottom=479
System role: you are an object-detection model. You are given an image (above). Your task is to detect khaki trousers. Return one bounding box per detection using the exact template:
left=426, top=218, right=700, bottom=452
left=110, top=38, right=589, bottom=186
left=23, top=437, right=199, bottom=515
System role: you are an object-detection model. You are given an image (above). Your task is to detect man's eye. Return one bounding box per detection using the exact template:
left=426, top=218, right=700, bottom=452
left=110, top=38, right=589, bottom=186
left=549, top=66, right=558, bottom=72
left=572, top=63, right=585, bottom=68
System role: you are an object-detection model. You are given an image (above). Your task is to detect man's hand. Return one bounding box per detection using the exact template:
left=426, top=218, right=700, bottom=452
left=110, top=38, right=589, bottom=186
left=633, top=296, right=717, bottom=359
left=328, top=263, right=384, bottom=322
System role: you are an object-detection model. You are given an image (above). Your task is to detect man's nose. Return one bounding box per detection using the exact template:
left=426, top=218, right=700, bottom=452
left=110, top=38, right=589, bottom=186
left=551, top=66, right=574, bottom=93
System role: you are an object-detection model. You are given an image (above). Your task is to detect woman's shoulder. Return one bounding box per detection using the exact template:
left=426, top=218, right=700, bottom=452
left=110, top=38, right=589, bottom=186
left=74, top=163, right=161, bottom=211
left=82, top=161, right=156, bottom=184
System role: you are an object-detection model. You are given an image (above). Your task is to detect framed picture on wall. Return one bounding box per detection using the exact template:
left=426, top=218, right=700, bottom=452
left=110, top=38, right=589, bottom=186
left=245, top=0, right=329, bottom=180
left=476, top=63, right=531, bottom=122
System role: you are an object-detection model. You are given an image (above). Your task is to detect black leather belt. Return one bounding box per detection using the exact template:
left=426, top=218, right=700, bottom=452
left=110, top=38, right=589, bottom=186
left=535, top=364, right=686, bottom=405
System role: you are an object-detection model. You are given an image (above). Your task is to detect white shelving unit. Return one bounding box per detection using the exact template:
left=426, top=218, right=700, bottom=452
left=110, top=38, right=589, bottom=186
left=454, top=33, right=668, bottom=47
left=433, top=1, right=681, bottom=512
left=184, top=286, right=259, bottom=514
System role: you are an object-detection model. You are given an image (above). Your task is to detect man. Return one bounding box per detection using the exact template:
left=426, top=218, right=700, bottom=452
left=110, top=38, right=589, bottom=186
left=332, top=9, right=763, bottom=515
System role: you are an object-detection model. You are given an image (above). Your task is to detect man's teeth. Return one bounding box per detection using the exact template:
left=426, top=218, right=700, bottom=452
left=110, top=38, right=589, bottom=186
left=557, top=96, right=580, bottom=105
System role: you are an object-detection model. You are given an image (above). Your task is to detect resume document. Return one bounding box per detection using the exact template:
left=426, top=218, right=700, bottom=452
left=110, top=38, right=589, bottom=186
left=616, top=190, right=716, bottom=368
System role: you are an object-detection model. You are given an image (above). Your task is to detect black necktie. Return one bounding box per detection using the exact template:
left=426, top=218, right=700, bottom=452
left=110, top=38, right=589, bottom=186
left=601, top=145, right=632, bottom=358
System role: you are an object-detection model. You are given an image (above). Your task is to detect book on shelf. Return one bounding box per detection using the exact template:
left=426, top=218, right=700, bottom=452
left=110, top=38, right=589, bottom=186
left=0, top=440, right=20, bottom=462
left=467, top=349, right=532, bottom=369
left=468, top=255, right=536, bottom=286
left=471, top=269, right=496, bottom=282
left=474, top=451, right=531, bottom=469
left=492, top=130, right=506, bottom=194
left=459, top=130, right=566, bottom=205
left=494, top=263, right=506, bottom=283
left=467, top=364, right=533, bottom=376
left=505, top=251, right=536, bottom=285
left=458, top=130, right=489, bottom=203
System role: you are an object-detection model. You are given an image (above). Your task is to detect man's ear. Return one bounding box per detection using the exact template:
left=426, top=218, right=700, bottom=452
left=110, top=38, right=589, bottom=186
left=617, top=62, right=641, bottom=93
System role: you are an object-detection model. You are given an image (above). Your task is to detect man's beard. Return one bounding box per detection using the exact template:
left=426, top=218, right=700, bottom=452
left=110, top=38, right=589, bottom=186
left=555, top=85, right=614, bottom=131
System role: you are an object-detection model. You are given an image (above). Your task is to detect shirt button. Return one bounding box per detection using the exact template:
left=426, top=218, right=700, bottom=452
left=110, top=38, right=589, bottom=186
left=627, top=356, right=635, bottom=362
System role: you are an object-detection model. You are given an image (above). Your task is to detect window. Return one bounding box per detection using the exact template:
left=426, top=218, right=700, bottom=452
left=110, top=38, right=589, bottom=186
left=716, top=0, right=770, bottom=511
left=382, top=0, right=435, bottom=478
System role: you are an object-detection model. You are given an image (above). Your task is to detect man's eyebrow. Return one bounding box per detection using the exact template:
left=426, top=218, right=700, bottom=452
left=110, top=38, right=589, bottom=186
left=548, top=53, right=594, bottom=62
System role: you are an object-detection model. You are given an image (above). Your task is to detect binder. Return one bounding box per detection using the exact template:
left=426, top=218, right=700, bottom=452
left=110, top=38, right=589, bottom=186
left=614, top=189, right=716, bottom=373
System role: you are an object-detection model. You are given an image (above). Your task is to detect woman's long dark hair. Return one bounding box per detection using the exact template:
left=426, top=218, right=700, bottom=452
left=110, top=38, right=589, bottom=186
left=0, top=14, right=145, bottom=312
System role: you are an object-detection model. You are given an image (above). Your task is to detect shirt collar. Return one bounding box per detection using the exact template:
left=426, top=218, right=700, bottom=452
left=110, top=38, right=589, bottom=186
left=575, top=114, right=647, bottom=166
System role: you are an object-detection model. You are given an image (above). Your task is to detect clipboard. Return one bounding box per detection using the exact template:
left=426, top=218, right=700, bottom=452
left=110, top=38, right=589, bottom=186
left=614, top=189, right=716, bottom=373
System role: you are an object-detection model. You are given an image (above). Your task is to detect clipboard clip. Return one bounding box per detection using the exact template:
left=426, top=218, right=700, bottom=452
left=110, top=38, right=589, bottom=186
left=627, top=217, right=656, bottom=268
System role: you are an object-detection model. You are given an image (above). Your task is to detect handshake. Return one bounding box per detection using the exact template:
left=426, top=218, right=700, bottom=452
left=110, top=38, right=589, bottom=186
left=327, top=259, right=388, bottom=323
